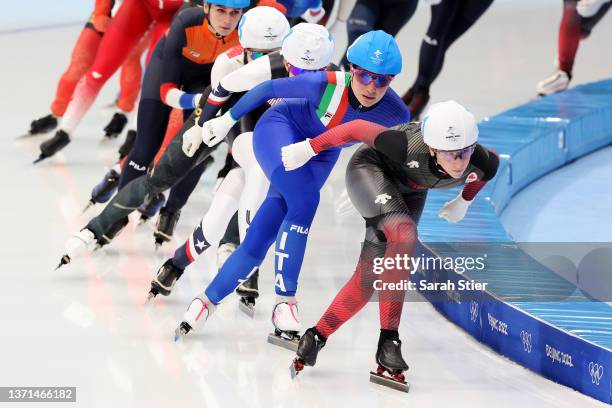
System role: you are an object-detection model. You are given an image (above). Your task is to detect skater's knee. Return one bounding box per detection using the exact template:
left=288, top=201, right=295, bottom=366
left=378, top=213, right=417, bottom=244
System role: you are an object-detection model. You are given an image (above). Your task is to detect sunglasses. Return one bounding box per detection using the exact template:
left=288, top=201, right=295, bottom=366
left=287, top=62, right=326, bottom=76
left=351, top=68, right=395, bottom=88
left=435, top=144, right=476, bottom=161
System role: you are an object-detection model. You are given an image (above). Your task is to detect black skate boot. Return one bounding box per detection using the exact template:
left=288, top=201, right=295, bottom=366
left=403, top=86, right=430, bottom=121
left=146, top=259, right=185, bottom=302
left=153, top=206, right=181, bottom=248
left=236, top=269, right=259, bottom=318
left=28, top=114, right=58, bottom=136
left=370, top=330, right=410, bottom=392
left=118, top=129, right=137, bottom=159
left=97, top=216, right=129, bottom=248
left=138, top=193, right=166, bottom=224
left=290, top=327, right=327, bottom=378
left=83, top=167, right=120, bottom=213
left=34, top=130, right=70, bottom=163
left=103, top=112, right=128, bottom=140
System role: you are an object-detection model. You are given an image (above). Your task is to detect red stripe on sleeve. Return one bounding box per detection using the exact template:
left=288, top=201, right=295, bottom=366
left=309, top=119, right=387, bottom=153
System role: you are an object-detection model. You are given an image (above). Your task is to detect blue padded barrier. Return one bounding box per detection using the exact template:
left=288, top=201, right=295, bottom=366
left=413, top=79, right=612, bottom=404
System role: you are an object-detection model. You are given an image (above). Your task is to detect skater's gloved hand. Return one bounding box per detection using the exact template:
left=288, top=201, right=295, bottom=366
left=92, top=14, right=111, bottom=32
left=301, top=5, right=325, bottom=23
left=182, top=125, right=203, bottom=157
left=438, top=194, right=471, bottom=223
left=201, top=112, right=237, bottom=147
left=281, top=139, right=316, bottom=171
left=577, top=0, right=610, bottom=17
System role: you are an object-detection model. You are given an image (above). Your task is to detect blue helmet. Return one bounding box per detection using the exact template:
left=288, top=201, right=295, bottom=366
left=346, top=30, right=402, bottom=75
left=207, top=0, right=251, bottom=8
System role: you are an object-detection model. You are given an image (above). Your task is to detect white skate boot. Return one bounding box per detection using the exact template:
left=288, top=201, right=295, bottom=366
left=536, top=69, right=571, bottom=96
left=174, top=294, right=216, bottom=341
left=267, top=296, right=302, bottom=351
left=55, top=229, right=97, bottom=270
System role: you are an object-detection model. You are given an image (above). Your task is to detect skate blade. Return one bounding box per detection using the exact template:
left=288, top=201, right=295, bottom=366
left=238, top=299, right=255, bottom=318
left=32, top=155, right=46, bottom=164
left=15, top=132, right=36, bottom=140
left=144, top=291, right=156, bottom=306
left=369, top=372, right=410, bottom=393
left=289, top=358, right=304, bottom=379
left=81, top=201, right=94, bottom=214
left=54, top=255, right=71, bottom=271
left=174, top=327, right=185, bottom=342
left=267, top=333, right=299, bottom=352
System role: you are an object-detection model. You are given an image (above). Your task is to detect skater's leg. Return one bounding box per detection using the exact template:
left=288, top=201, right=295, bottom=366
left=171, top=167, right=245, bottom=268
left=204, top=187, right=287, bottom=304
left=579, top=0, right=612, bottom=36
left=558, top=0, right=582, bottom=74
left=116, top=28, right=150, bottom=113
left=315, top=227, right=386, bottom=338
left=268, top=164, right=322, bottom=297
left=119, top=48, right=177, bottom=188
left=375, top=0, right=417, bottom=37
left=231, top=131, right=269, bottom=240
left=59, top=0, right=152, bottom=133
left=315, top=147, right=425, bottom=337
left=425, top=0, right=494, bottom=85
left=50, top=27, right=102, bottom=117
left=412, top=0, right=461, bottom=93
left=340, top=0, right=379, bottom=68
left=85, top=114, right=214, bottom=238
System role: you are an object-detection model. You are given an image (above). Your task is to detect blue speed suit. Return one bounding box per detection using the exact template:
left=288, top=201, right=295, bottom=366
left=204, top=71, right=409, bottom=304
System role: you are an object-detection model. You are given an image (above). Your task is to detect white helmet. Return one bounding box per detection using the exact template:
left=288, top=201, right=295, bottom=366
left=238, top=6, right=290, bottom=50
left=421, top=101, right=479, bottom=150
left=281, top=23, right=334, bottom=70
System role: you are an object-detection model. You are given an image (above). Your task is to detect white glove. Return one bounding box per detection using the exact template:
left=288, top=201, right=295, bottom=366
left=201, top=112, right=237, bottom=147
left=439, top=194, right=471, bottom=223
left=301, top=5, right=326, bottom=23
left=577, top=0, right=610, bottom=17
left=281, top=139, right=316, bottom=171
left=182, top=124, right=203, bottom=157
left=422, top=0, right=443, bottom=5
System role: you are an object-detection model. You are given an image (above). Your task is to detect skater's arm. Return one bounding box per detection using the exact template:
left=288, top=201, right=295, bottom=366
left=461, top=145, right=499, bottom=200
left=160, top=9, right=203, bottom=110
left=308, top=120, right=390, bottom=152
left=228, top=71, right=327, bottom=121
left=198, top=54, right=275, bottom=126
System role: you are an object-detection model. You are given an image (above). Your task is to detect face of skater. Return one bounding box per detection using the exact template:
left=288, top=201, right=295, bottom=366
left=429, top=146, right=475, bottom=179
left=349, top=65, right=394, bottom=107
left=207, top=4, right=243, bottom=37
